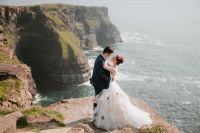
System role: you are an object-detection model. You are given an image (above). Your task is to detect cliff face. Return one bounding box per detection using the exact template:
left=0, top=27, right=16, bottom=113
left=0, top=4, right=121, bottom=90
left=0, top=4, right=121, bottom=91
left=0, top=46, right=36, bottom=110
left=0, top=3, right=121, bottom=112
left=15, top=5, right=91, bottom=91
left=59, top=5, right=122, bottom=49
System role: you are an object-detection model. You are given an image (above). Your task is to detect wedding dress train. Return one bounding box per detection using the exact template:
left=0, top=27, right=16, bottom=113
left=93, top=81, right=152, bottom=131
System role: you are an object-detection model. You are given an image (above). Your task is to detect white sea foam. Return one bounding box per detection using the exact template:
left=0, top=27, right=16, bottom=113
left=94, top=46, right=103, bottom=51
left=181, top=101, right=192, bottom=105
left=121, top=31, right=165, bottom=46
left=117, top=72, right=149, bottom=81
left=78, top=81, right=92, bottom=86
left=88, top=58, right=95, bottom=68
left=33, top=93, right=42, bottom=103
left=84, top=46, right=103, bottom=54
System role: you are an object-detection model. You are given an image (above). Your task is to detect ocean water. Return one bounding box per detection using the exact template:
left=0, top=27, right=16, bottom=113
left=19, top=0, right=200, bottom=132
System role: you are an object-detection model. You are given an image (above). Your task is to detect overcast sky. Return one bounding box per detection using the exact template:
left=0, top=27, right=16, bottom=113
left=1, top=0, right=199, bottom=6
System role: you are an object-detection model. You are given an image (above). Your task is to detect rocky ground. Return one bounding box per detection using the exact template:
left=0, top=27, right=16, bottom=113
left=14, top=96, right=181, bottom=133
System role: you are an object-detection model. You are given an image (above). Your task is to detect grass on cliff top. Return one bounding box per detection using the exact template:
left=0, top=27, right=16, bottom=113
left=138, top=125, right=167, bottom=133
left=0, top=76, right=21, bottom=101
left=0, top=50, right=20, bottom=64
left=0, top=109, right=14, bottom=116
left=22, top=106, right=64, bottom=124
left=44, top=11, right=65, bottom=25
left=56, top=30, right=79, bottom=58
left=1, top=26, right=16, bottom=48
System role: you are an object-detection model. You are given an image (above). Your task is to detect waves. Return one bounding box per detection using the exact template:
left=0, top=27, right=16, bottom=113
left=121, top=31, right=165, bottom=47
left=78, top=81, right=92, bottom=86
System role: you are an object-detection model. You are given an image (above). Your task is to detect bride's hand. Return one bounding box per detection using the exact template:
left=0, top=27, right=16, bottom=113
left=112, top=77, right=115, bottom=81
left=110, top=68, right=115, bottom=73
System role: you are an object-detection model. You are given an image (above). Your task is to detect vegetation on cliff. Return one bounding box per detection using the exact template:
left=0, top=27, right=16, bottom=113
left=10, top=5, right=91, bottom=90
left=0, top=19, right=36, bottom=111
left=56, top=30, right=79, bottom=58
left=0, top=48, right=19, bottom=64
left=0, top=76, right=21, bottom=101
left=0, top=3, right=121, bottom=91
left=17, top=106, right=64, bottom=128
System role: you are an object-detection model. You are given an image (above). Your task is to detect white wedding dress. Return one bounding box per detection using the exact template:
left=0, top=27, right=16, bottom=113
left=93, top=61, right=152, bottom=131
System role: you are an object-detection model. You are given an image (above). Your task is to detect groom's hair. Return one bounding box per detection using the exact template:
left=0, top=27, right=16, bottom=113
left=103, top=46, right=114, bottom=54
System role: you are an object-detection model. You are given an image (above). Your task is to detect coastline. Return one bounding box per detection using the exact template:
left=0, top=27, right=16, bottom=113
left=46, top=96, right=181, bottom=133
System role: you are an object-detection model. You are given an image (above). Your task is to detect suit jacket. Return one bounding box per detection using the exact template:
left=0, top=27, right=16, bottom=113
left=90, top=54, right=111, bottom=95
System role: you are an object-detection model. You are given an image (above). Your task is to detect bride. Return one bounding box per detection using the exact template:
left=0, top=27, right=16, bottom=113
left=93, top=55, right=152, bottom=131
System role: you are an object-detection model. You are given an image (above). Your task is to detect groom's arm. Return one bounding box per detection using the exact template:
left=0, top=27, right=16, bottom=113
left=97, top=59, right=111, bottom=83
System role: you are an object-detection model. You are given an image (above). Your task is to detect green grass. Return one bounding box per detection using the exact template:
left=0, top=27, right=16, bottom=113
left=22, top=106, right=64, bottom=124
left=44, top=11, right=65, bottom=25
left=0, top=76, right=22, bottom=101
left=2, top=26, right=16, bottom=48
left=0, top=109, right=13, bottom=116
left=56, top=30, right=79, bottom=58
left=0, top=51, right=11, bottom=64
left=139, top=125, right=167, bottom=133
left=0, top=50, right=19, bottom=64
left=32, top=128, right=40, bottom=133
left=17, top=106, right=64, bottom=128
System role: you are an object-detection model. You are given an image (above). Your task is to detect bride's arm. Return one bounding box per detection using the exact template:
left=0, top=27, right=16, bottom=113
left=103, top=60, right=114, bottom=72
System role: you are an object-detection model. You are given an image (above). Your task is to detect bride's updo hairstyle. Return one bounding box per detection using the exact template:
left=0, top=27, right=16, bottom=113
left=116, top=55, right=124, bottom=65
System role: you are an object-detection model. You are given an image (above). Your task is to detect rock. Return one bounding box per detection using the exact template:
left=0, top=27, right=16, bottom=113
left=2, top=38, right=8, bottom=44
left=48, top=97, right=93, bottom=124
left=0, top=111, right=23, bottom=133
left=16, top=127, right=84, bottom=133
left=8, top=111, right=23, bottom=119
left=0, top=41, right=3, bottom=46
left=40, top=127, right=84, bottom=133
left=48, top=96, right=181, bottom=133
left=112, top=128, right=134, bottom=133
left=0, top=63, right=37, bottom=110
left=0, top=34, right=3, bottom=41
left=62, top=6, right=122, bottom=50
left=77, top=123, right=94, bottom=133
left=0, top=25, right=3, bottom=33
left=26, top=116, right=62, bottom=130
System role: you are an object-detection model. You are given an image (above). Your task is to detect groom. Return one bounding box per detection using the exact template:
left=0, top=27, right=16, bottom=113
left=90, top=46, right=114, bottom=109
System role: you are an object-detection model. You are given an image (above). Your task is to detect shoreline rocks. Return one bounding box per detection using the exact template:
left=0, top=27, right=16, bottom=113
left=0, top=111, right=23, bottom=133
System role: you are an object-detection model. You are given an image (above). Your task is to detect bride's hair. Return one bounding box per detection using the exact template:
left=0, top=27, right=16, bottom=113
left=116, top=55, right=124, bottom=65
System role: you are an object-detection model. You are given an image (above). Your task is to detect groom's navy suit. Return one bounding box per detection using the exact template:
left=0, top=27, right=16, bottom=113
left=90, top=54, right=111, bottom=96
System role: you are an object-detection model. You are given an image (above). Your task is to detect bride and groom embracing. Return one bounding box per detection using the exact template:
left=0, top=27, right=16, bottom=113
left=90, top=46, right=152, bottom=131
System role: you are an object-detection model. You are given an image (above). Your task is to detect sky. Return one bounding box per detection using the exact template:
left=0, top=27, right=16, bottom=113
left=0, top=0, right=199, bottom=6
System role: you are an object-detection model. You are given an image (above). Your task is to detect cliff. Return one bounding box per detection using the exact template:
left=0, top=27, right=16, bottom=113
left=15, top=96, right=181, bottom=133
left=0, top=45, right=36, bottom=110
left=0, top=4, right=181, bottom=133
left=0, top=4, right=121, bottom=91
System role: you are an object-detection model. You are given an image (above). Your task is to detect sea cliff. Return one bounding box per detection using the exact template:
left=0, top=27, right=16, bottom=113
left=0, top=25, right=36, bottom=111
left=0, top=3, right=181, bottom=133
left=0, top=4, right=121, bottom=91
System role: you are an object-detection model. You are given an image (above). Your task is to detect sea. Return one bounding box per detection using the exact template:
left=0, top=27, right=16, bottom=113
left=3, top=0, right=199, bottom=132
